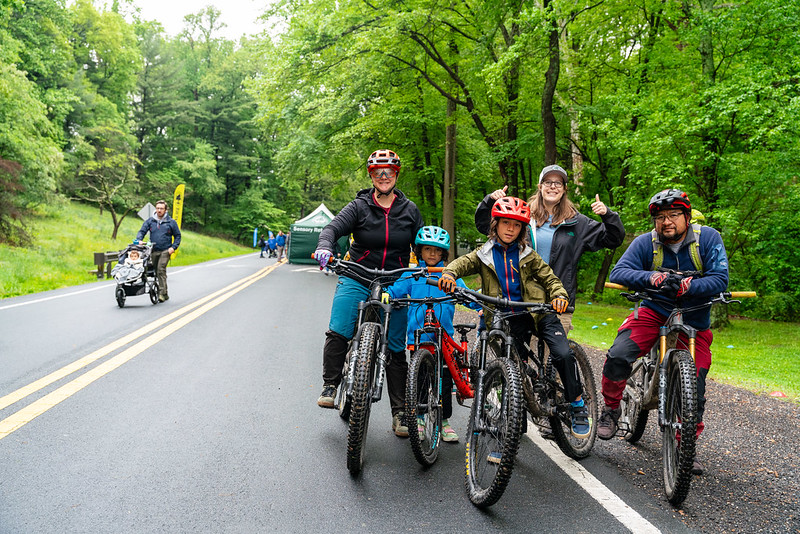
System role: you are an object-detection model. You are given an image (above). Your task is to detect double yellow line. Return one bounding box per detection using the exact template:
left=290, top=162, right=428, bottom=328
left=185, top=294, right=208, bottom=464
left=0, top=261, right=283, bottom=440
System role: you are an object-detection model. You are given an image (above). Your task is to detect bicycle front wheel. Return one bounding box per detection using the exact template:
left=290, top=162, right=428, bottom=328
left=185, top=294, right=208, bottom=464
left=406, top=348, right=441, bottom=467
left=347, top=323, right=380, bottom=475
left=465, top=357, right=524, bottom=508
left=548, top=340, right=598, bottom=459
left=662, top=350, right=697, bottom=505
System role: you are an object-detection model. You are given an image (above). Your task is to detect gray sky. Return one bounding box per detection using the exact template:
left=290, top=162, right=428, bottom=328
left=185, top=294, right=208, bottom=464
left=131, top=0, right=271, bottom=41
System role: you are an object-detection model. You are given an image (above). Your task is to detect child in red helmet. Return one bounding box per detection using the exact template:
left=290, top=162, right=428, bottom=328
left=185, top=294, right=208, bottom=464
left=439, top=196, right=592, bottom=439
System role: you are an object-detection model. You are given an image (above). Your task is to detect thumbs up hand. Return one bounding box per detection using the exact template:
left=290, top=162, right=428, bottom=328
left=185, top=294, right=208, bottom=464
left=591, top=193, right=608, bottom=216
left=489, top=185, right=509, bottom=201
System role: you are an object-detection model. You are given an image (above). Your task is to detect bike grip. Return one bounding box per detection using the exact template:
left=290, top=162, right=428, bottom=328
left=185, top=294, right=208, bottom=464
left=730, top=291, right=757, bottom=298
left=425, top=277, right=439, bottom=287
left=426, top=266, right=444, bottom=273
left=604, top=282, right=627, bottom=290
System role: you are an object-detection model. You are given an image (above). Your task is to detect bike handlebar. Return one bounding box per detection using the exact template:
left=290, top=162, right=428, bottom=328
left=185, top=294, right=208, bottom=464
left=604, top=282, right=757, bottom=300
left=426, top=277, right=573, bottom=314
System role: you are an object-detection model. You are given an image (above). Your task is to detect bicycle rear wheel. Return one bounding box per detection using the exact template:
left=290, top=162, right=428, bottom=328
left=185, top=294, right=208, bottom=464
left=548, top=340, right=598, bottom=459
left=465, top=357, right=523, bottom=508
left=346, top=323, right=380, bottom=475
left=621, top=359, right=649, bottom=443
left=662, top=350, right=697, bottom=505
left=406, top=348, right=441, bottom=467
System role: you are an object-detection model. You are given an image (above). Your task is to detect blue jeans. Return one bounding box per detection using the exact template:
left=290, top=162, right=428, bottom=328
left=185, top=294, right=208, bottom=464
left=328, top=276, right=407, bottom=352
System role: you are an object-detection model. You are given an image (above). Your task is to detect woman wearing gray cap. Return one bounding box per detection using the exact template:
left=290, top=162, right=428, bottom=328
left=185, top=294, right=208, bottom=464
left=474, top=164, right=625, bottom=332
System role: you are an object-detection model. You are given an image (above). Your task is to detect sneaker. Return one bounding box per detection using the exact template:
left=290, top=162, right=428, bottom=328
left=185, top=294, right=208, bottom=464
left=692, top=458, right=705, bottom=476
left=417, top=417, right=425, bottom=439
left=317, top=384, right=337, bottom=408
left=570, top=404, right=591, bottom=439
left=392, top=412, right=409, bottom=438
left=441, top=419, right=459, bottom=443
left=487, top=451, right=502, bottom=464
left=597, top=407, right=621, bottom=440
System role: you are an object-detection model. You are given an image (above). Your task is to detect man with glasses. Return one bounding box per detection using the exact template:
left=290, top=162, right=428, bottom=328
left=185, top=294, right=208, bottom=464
left=597, top=189, right=729, bottom=475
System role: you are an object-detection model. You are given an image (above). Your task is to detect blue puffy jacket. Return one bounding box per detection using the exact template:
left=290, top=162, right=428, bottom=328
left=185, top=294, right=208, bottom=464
left=610, top=225, right=729, bottom=330
left=388, top=260, right=479, bottom=345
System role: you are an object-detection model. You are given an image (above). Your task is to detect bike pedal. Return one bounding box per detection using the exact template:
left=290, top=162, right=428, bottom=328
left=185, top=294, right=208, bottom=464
left=487, top=452, right=502, bottom=464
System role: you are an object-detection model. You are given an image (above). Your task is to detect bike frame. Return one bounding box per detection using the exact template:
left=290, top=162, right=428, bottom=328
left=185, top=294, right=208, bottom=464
left=410, top=305, right=474, bottom=402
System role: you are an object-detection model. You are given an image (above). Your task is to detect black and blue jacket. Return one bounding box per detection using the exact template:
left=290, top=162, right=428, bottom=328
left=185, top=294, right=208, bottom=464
left=136, top=214, right=181, bottom=252
left=610, top=226, right=729, bottom=330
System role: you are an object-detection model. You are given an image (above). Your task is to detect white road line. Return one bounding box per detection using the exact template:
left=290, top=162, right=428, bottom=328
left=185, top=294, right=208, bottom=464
left=0, top=254, right=251, bottom=311
left=526, top=428, right=662, bottom=534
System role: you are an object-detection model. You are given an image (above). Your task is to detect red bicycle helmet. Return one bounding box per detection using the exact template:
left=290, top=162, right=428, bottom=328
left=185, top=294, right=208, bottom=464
left=491, top=196, right=531, bottom=224
left=367, top=150, right=401, bottom=172
left=648, top=189, right=691, bottom=216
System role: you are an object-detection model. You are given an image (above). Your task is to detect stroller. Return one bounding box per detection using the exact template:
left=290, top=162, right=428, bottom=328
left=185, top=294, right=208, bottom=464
left=112, top=243, right=159, bottom=308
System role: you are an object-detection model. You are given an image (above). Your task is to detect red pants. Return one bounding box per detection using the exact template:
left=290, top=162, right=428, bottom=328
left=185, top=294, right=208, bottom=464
left=601, top=306, right=712, bottom=436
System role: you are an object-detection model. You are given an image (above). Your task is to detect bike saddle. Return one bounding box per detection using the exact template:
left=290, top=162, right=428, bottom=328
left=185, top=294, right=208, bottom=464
left=454, top=323, right=477, bottom=335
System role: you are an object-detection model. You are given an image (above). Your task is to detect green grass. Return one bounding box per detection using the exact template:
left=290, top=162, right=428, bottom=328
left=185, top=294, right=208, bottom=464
left=569, top=300, right=800, bottom=401
left=0, top=201, right=251, bottom=298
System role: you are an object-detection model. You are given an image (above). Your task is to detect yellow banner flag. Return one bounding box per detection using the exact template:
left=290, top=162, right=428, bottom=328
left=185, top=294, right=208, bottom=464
left=171, top=184, right=185, bottom=260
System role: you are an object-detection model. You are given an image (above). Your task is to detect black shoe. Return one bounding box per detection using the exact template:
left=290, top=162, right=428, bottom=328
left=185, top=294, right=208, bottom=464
left=597, top=407, right=621, bottom=440
left=317, top=384, right=337, bottom=408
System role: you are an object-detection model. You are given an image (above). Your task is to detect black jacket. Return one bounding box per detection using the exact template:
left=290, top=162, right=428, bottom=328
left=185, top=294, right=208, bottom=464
left=475, top=195, right=625, bottom=304
left=136, top=214, right=181, bottom=252
left=318, top=188, right=423, bottom=283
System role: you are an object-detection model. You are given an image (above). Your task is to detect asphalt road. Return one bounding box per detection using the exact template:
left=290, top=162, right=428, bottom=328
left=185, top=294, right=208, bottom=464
left=1, top=255, right=695, bottom=533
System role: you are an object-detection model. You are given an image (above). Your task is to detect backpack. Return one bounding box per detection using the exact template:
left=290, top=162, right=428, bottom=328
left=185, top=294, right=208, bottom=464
left=650, top=223, right=703, bottom=272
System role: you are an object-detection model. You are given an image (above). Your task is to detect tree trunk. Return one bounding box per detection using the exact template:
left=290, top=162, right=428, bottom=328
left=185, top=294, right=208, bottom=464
left=541, top=0, right=560, bottom=166
left=443, top=98, right=457, bottom=259
left=593, top=249, right=617, bottom=294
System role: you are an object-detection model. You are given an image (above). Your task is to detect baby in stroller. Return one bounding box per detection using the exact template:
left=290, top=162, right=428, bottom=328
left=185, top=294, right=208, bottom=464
left=112, top=243, right=159, bottom=307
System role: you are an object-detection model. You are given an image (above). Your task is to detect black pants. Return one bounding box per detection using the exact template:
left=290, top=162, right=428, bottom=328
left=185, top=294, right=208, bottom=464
left=322, top=330, right=407, bottom=416
left=507, top=313, right=583, bottom=402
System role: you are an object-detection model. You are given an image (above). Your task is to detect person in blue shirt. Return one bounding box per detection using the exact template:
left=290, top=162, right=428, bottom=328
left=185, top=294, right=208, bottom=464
left=267, top=234, right=277, bottom=258
left=387, top=226, right=476, bottom=442
left=276, top=231, right=287, bottom=261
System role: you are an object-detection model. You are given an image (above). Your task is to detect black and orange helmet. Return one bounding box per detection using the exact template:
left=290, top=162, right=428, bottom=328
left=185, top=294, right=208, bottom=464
left=491, top=196, right=531, bottom=224
left=367, top=149, right=401, bottom=172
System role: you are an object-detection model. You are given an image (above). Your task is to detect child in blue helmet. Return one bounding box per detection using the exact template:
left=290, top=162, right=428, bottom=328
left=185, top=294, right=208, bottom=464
left=388, top=226, right=478, bottom=442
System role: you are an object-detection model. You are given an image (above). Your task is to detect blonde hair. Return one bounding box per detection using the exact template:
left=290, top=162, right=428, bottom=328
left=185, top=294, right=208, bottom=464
left=528, top=181, right=577, bottom=227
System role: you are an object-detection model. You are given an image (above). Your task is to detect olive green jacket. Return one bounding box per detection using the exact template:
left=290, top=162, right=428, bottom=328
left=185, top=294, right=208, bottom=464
left=444, top=239, right=568, bottom=325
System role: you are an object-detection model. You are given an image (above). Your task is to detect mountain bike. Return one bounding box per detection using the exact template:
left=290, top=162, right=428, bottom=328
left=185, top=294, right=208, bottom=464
left=441, top=283, right=596, bottom=507
left=605, top=282, right=755, bottom=505
left=325, top=258, right=429, bottom=475
left=401, top=291, right=476, bottom=467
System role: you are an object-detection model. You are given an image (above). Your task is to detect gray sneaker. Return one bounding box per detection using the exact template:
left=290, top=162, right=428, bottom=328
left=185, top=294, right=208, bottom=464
left=392, top=412, right=409, bottom=437
left=597, top=407, right=621, bottom=440
left=317, top=384, right=337, bottom=408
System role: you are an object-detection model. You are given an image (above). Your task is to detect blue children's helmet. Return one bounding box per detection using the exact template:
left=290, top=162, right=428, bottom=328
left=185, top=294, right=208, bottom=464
left=415, top=226, right=450, bottom=249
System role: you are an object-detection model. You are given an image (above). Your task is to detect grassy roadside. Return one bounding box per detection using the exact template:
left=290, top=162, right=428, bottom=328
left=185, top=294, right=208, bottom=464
left=569, top=300, right=800, bottom=401
left=0, top=201, right=251, bottom=298
left=463, top=273, right=798, bottom=401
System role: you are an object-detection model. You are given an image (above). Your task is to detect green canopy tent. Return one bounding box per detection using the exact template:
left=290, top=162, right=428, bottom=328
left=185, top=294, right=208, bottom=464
left=288, top=203, right=348, bottom=264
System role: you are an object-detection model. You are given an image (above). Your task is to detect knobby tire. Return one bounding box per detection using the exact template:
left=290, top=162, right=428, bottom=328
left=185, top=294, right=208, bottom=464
left=548, top=340, right=598, bottom=459
left=406, top=349, right=441, bottom=467
left=346, top=322, right=380, bottom=475
left=622, top=359, right=650, bottom=443
left=465, top=357, right=523, bottom=508
left=663, top=350, right=697, bottom=506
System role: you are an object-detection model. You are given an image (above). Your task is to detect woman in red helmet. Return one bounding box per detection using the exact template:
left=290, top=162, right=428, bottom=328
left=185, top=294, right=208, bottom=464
left=439, top=197, right=592, bottom=439
left=313, top=149, right=424, bottom=438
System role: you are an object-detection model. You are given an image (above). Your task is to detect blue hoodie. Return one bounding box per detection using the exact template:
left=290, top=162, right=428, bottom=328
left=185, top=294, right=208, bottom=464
left=388, top=260, right=478, bottom=345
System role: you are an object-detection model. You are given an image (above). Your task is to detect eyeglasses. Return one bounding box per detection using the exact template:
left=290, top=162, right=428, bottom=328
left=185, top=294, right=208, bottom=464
left=653, top=212, right=685, bottom=224
left=369, top=168, right=397, bottom=180
left=541, top=180, right=564, bottom=189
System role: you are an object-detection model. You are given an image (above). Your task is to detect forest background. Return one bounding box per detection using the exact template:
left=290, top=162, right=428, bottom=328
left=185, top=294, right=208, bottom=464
left=1, top=0, right=799, bottom=320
